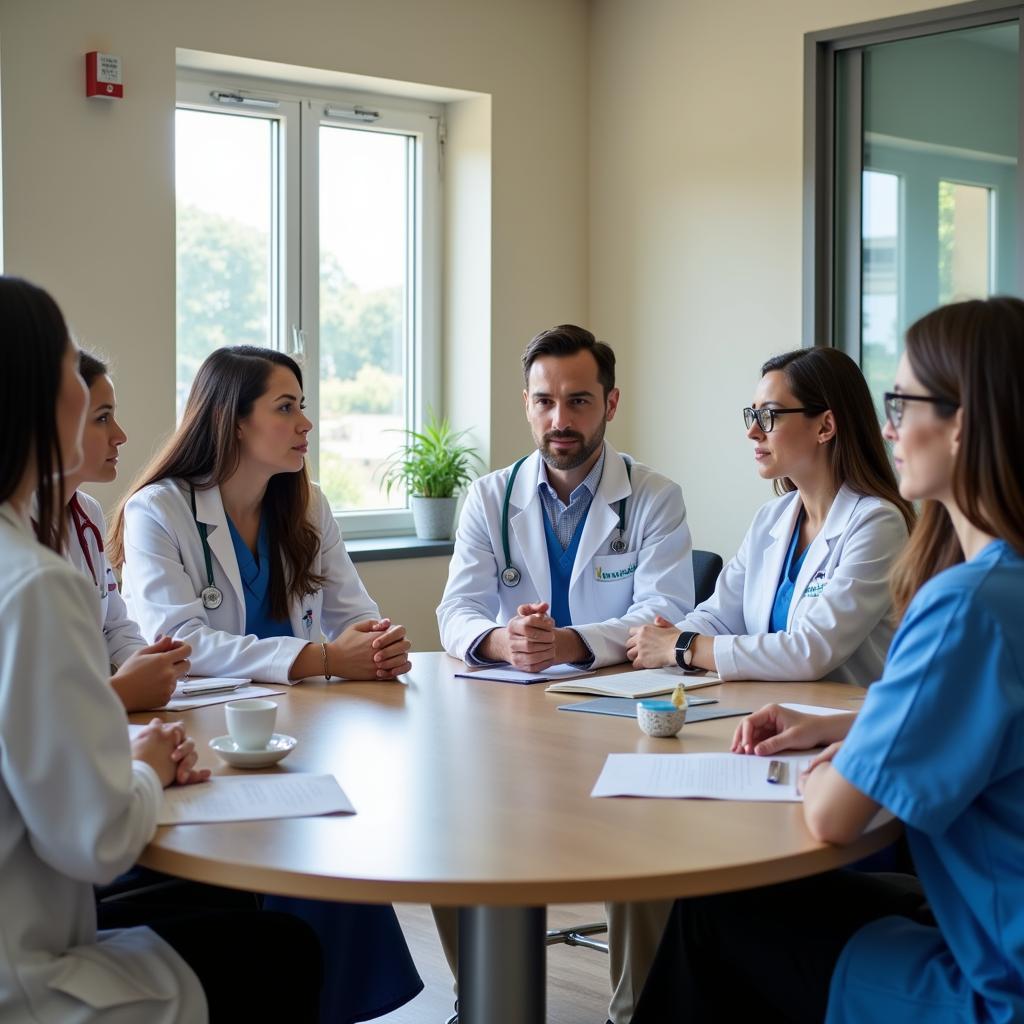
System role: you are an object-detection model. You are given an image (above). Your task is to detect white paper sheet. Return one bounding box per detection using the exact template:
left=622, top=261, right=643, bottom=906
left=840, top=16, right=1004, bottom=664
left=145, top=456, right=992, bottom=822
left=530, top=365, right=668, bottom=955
left=455, top=664, right=595, bottom=684
left=157, top=773, right=354, bottom=825
left=159, top=684, right=288, bottom=712
left=779, top=702, right=854, bottom=717
left=591, top=752, right=811, bottom=802
left=547, top=667, right=720, bottom=699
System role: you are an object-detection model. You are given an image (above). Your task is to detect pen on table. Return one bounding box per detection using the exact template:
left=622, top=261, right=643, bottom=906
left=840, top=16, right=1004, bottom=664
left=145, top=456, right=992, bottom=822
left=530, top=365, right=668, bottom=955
left=766, top=760, right=788, bottom=785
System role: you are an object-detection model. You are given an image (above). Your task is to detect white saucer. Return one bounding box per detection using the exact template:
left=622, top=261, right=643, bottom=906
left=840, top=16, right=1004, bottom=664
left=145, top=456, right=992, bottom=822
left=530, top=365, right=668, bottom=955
left=209, top=733, right=297, bottom=769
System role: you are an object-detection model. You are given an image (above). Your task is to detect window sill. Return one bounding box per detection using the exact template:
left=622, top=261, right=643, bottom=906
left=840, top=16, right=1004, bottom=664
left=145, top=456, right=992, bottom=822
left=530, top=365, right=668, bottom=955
left=346, top=535, right=455, bottom=563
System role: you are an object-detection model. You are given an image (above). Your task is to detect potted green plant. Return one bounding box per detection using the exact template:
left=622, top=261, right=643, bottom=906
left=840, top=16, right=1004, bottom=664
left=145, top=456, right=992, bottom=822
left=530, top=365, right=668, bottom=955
left=379, top=412, right=483, bottom=540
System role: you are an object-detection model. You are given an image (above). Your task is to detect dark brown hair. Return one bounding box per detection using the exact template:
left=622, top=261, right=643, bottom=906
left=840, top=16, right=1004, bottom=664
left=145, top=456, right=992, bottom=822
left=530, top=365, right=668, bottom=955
left=0, top=277, right=72, bottom=551
left=522, top=324, right=616, bottom=397
left=78, top=350, right=109, bottom=388
left=890, top=297, right=1024, bottom=620
left=761, top=347, right=916, bottom=534
left=110, top=346, right=325, bottom=619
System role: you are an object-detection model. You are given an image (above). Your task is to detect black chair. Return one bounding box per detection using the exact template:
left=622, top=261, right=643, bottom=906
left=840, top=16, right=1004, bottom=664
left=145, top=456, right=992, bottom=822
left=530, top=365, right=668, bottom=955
left=546, top=548, right=724, bottom=957
left=693, top=548, right=724, bottom=605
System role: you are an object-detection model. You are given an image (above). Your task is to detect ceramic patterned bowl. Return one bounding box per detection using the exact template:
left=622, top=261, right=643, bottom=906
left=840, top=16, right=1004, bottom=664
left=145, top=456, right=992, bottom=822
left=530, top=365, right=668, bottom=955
left=637, top=698, right=687, bottom=737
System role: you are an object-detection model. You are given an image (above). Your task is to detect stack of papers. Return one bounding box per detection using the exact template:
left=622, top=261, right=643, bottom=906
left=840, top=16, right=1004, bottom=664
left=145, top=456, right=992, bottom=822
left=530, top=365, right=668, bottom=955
left=157, top=773, right=354, bottom=824
left=591, top=752, right=811, bottom=802
left=546, top=667, right=720, bottom=699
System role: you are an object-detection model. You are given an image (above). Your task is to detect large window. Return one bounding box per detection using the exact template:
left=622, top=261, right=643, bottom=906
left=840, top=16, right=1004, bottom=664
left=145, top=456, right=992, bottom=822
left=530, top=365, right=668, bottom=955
left=176, top=75, right=441, bottom=535
left=806, top=3, right=1021, bottom=411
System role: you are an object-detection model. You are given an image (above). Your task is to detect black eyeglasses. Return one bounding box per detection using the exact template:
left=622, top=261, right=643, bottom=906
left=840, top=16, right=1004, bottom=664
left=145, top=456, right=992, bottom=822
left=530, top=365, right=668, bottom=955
left=743, top=406, right=822, bottom=433
left=882, top=391, right=959, bottom=429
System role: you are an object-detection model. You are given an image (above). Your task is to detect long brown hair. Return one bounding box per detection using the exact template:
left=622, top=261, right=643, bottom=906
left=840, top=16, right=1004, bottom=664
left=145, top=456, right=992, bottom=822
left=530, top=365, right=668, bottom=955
left=890, top=297, right=1024, bottom=619
left=0, top=277, right=72, bottom=551
left=760, top=347, right=916, bottom=534
left=110, top=346, right=325, bottom=619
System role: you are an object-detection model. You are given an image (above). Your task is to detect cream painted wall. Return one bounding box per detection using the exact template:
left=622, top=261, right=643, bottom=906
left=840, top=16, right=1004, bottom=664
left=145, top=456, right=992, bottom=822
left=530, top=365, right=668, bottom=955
left=0, top=0, right=589, bottom=640
left=589, top=0, right=964, bottom=563
left=357, top=557, right=450, bottom=649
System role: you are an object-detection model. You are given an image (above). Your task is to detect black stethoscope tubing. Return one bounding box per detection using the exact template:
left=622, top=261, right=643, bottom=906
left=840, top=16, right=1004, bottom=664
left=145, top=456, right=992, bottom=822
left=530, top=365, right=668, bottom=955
left=190, top=484, right=224, bottom=610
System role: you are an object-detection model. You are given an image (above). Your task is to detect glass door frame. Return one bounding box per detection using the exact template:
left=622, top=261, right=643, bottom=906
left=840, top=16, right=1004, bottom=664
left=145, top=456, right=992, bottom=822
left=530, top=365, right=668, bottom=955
left=802, top=0, right=1024, bottom=355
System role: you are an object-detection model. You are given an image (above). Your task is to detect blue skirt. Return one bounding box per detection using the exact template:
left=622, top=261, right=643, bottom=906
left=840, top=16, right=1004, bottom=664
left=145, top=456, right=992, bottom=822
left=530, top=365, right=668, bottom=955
left=263, top=895, right=423, bottom=1023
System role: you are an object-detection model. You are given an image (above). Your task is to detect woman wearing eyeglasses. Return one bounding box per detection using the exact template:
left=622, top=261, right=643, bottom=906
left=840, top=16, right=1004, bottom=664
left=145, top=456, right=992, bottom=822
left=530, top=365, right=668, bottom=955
left=634, top=296, right=1024, bottom=1024
left=626, top=346, right=915, bottom=685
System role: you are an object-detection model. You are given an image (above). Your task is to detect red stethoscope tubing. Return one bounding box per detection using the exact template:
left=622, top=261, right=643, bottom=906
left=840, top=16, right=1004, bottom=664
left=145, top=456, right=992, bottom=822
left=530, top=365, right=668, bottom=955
left=69, top=493, right=105, bottom=588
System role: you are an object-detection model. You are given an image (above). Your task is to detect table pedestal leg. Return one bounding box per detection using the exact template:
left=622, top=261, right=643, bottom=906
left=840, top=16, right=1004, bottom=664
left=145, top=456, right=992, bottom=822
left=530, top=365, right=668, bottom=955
left=458, top=905, right=545, bottom=1024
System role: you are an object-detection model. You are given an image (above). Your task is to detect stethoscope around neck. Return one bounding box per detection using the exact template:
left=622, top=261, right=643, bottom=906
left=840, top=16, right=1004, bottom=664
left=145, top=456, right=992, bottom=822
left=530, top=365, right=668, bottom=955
left=500, top=455, right=632, bottom=588
left=190, top=483, right=224, bottom=610
left=68, top=493, right=107, bottom=599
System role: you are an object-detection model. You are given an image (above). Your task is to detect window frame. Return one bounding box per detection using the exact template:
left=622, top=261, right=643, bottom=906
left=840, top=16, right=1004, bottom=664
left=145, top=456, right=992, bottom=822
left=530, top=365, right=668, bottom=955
left=802, top=0, right=1024, bottom=352
left=175, top=71, right=442, bottom=539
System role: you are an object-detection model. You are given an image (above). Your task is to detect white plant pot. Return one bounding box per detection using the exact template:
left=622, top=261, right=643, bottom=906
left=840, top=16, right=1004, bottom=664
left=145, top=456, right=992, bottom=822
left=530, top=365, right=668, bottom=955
left=411, top=495, right=459, bottom=540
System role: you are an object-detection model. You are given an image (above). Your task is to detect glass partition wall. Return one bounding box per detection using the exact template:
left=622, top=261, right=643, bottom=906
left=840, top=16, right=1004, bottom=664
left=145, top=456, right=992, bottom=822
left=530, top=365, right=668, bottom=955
left=807, top=4, right=1022, bottom=411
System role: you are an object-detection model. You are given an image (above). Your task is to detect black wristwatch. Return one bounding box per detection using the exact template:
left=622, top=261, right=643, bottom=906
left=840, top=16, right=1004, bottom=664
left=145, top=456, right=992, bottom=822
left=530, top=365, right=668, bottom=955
left=675, top=631, right=701, bottom=673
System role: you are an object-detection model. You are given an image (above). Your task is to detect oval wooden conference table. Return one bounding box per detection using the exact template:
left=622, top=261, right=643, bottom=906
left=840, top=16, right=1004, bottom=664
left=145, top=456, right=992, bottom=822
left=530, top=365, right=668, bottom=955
left=136, top=653, right=899, bottom=1024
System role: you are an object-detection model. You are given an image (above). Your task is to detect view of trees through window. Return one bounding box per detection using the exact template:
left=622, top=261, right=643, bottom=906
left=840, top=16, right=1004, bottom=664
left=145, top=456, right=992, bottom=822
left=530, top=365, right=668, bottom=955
left=175, top=105, right=410, bottom=513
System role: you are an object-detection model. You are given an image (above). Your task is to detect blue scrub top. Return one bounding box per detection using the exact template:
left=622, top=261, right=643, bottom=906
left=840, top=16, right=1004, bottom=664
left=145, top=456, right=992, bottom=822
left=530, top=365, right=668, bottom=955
left=828, top=540, right=1024, bottom=1024
left=226, top=515, right=292, bottom=639
left=769, top=511, right=808, bottom=633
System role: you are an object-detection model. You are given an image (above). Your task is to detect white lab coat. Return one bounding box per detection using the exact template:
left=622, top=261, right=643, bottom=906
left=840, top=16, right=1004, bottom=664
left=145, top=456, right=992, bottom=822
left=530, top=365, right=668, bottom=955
left=679, top=484, right=909, bottom=685
left=121, top=479, right=379, bottom=683
left=437, top=443, right=695, bottom=668
left=66, top=490, right=147, bottom=668
left=0, top=503, right=206, bottom=1024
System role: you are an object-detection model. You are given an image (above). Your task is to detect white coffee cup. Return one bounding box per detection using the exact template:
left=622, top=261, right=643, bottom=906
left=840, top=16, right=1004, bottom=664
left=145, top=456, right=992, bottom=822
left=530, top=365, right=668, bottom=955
left=225, top=699, right=277, bottom=751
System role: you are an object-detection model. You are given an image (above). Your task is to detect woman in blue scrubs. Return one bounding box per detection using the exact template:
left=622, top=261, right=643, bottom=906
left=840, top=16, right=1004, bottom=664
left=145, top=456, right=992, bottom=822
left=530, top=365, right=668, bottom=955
left=110, top=346, right=422, bottom=1023
left=633, top=295, right=1024, bottom=1024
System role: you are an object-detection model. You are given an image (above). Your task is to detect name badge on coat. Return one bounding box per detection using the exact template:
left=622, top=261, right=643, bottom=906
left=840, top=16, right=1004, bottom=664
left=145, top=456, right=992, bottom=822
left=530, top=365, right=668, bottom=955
left=593, top=560, right=638, bottom=583
left=803, top=571, right=827, bottom=598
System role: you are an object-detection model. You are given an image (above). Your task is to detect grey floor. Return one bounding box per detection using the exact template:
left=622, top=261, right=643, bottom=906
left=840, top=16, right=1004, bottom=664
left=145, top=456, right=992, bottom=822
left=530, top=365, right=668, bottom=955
left=377, top=903, right=612, bottom=1024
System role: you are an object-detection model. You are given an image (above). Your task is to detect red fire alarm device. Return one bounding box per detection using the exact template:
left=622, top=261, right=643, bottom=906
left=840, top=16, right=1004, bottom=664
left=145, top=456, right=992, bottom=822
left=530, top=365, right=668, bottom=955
left=85, top=52, right=123, bottom=99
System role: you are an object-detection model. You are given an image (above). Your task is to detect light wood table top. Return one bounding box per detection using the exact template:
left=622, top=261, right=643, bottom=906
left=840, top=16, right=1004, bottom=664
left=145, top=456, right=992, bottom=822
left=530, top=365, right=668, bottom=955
left=137, top=653, right=898, bottom=906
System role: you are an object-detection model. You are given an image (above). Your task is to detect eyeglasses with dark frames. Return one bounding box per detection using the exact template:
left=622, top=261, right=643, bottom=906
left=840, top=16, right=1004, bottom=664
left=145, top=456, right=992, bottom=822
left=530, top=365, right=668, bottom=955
left=743, top=406, right=823, bottom=434
left=882, top=391, right=959, bottom=429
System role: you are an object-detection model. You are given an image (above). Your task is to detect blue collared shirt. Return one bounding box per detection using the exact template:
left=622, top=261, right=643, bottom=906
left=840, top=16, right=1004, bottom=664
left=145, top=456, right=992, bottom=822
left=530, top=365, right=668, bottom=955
left=538, top=447, right=606, bottom=550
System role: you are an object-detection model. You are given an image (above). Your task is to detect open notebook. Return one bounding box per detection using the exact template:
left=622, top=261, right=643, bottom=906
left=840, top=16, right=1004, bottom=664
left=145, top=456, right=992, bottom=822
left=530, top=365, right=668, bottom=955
left=546, top=667, right=721, bottom=699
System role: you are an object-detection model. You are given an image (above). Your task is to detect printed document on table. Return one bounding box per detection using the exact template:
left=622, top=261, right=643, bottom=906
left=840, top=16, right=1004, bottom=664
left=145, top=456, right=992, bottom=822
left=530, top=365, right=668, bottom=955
left=157, top=773, right=354, bottom=825
left=779, top=702, right=853, bottom=716
left=160, top=683, right=288, bottom=712
left=591, top=752, right=811, bottom=802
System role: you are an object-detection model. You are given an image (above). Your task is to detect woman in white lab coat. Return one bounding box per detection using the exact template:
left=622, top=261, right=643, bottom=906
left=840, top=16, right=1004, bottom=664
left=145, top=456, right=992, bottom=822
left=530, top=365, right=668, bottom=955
left=110, top=344, right=423, bottom=1023
left=111, top=347, right=412, bottom=686
left=63, top=350, right=190, bottom=711
left=627, top=347, right=915, bottom=685
left=0, top=277, right=321, bottom=1023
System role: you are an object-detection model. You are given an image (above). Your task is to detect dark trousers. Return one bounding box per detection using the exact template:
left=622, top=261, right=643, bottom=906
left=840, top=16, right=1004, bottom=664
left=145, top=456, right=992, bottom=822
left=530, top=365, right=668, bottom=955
left=96, top=877, right=322, bottom=1022
left=632, top=870, right=932, bottom=1024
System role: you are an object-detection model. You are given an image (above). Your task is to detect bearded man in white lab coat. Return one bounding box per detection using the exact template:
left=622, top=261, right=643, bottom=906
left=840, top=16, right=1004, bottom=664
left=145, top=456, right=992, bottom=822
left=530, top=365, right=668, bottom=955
left=435, top=324, right=696, bottom=1024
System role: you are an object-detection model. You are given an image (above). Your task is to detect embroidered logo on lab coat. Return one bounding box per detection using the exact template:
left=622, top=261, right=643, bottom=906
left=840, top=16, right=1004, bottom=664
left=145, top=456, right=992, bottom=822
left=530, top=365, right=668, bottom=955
left=803, top=571, right=827, bottom=598
left=594, top=562, right=637, bottom=582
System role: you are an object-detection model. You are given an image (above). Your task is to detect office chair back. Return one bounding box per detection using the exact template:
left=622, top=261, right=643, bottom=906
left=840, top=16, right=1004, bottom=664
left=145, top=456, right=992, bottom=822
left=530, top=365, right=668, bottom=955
left=692, top=549, right=723, bottom=605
